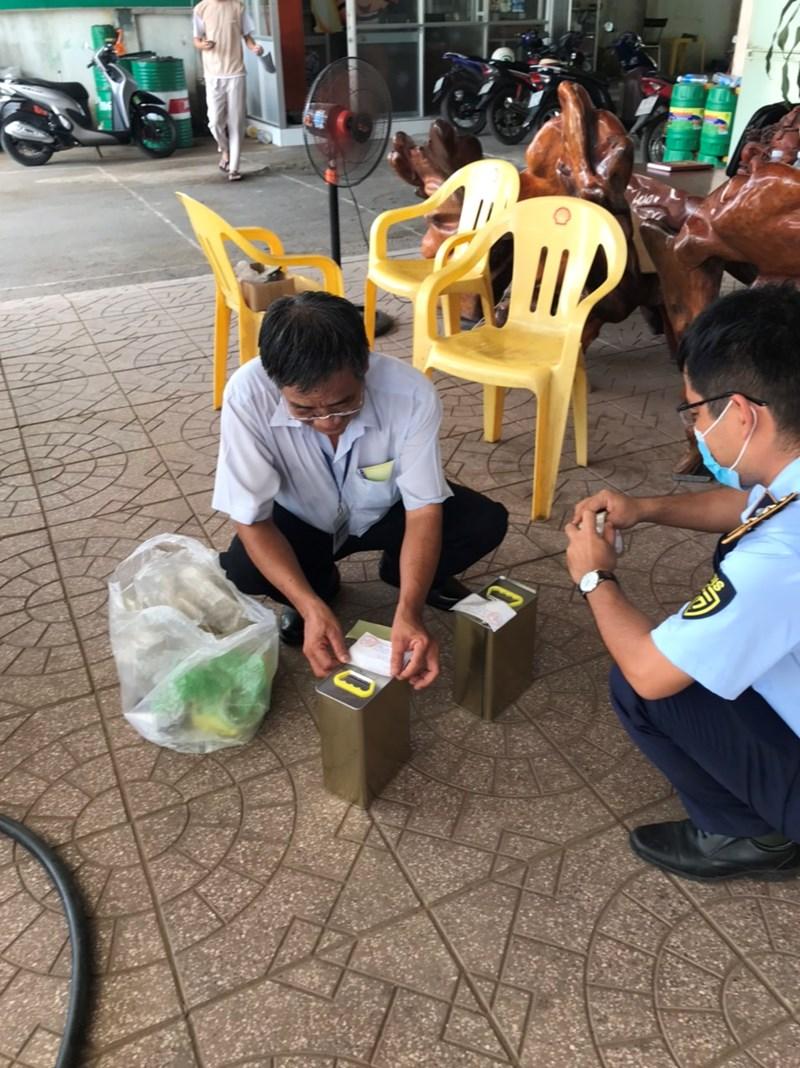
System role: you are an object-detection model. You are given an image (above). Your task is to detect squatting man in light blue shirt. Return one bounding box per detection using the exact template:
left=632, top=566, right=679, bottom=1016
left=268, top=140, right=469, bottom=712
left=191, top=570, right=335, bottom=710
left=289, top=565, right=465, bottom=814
left=565, top=285, right=800, bottom=883
left=213, top=291, right=508, bottom=690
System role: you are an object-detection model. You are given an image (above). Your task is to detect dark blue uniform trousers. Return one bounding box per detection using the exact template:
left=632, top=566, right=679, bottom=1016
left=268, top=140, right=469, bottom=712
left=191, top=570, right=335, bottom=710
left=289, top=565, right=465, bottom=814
left=610, top=665, right=800, bottom=840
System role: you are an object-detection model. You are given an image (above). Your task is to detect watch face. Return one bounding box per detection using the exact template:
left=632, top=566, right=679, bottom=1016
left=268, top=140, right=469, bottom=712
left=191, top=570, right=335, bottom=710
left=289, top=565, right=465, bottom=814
left=579, top=570, right=599, bottom=594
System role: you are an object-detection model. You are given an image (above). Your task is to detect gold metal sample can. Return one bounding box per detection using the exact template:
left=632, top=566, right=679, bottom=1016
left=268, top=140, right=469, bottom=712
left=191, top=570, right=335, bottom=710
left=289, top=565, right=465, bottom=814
left=453, top=577, right=538, bottom=720
left=315, top=666, right=410, bottom=808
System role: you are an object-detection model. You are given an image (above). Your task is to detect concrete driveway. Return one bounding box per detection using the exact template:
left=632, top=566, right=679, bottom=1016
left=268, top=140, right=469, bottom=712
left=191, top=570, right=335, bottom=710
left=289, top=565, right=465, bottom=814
left=0, top=134, right=526, bottom=297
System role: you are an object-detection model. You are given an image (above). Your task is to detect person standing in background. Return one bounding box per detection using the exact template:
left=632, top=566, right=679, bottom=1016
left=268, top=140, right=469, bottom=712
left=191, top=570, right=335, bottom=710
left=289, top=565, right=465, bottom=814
left=193, top=0, right=263, bottom=181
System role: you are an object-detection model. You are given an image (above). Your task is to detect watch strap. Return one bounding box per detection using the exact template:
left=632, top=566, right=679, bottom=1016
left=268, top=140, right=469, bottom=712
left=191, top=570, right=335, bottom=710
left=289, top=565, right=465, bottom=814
left=580, top=570, right=618, bottom=598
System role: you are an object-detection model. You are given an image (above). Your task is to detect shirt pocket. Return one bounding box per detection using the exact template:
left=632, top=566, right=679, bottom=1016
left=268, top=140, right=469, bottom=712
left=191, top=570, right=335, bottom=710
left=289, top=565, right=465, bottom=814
left=350, top=470, right=399, bottom=511
left=360, top=459, right=395, bottom=482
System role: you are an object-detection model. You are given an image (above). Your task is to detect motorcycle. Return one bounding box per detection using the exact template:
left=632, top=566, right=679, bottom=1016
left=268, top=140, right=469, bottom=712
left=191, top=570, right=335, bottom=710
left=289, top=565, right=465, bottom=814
left=0, top=83, right=20, bottom=128
left=546, top=29, right=591, bottom=71
left=431, top=31, right=550, bottom=136
left=612, top=31, right=672, bottom=163
left=481, top=30, right=671, bottom=156
left=480, top=57, right=614, bottom=145
left=512, top=29, right=587, bottom=68
left=432, top=51, right=492, bottom=135
left=0, top=42, right=177, bottom=167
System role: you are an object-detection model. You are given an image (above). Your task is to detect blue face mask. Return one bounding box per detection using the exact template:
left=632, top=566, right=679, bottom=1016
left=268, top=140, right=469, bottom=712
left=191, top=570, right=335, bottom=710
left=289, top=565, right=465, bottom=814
left=694, top=400, right=757, bottom=490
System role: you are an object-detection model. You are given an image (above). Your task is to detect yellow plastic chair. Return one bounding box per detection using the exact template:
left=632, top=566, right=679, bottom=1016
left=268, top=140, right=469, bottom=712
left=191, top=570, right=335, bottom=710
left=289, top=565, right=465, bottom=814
left=363, top=158, right=521, bottom=348
left=176, top=192, right=345, bottom=409
left=413, top=197, right=628, bottom=520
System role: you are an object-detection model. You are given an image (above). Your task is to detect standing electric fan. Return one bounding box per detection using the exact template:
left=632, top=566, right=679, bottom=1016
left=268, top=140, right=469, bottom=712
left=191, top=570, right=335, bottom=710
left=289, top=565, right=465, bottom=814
left=303, top=57, right=393, bottom=335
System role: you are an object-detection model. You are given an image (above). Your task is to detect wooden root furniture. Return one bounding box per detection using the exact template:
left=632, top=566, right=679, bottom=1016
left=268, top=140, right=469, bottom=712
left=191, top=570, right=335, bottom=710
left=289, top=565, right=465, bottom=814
left=389, top=98, right=800, bottom=478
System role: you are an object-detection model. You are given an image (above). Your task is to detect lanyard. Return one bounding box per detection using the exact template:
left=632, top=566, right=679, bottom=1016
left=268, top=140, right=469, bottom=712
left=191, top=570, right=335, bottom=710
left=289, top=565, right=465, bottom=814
left=321, top=443, right=353, bottom=552
left=321, top=444, right=353, bottom=504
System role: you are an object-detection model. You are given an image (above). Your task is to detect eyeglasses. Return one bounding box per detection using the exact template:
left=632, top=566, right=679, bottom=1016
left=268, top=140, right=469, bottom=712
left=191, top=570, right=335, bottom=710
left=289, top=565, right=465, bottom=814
left=285, top=395, right=364, bottom=423
left=675, top=391, right=768, bottom=430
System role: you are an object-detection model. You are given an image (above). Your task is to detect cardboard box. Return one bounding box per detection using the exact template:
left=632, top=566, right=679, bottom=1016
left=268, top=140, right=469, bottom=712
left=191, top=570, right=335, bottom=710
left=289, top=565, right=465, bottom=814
left=239, top=274, right=297, bottom=312
left=240, top=272, right=320, bottom=312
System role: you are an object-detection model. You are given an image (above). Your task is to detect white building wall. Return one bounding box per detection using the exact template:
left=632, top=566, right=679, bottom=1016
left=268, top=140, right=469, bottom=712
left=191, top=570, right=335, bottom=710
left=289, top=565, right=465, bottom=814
left=0, top=9, right=203, bottom=116
left=646, top=0, right=740, bottom=71
left=729, top=0, right=800, bottom=147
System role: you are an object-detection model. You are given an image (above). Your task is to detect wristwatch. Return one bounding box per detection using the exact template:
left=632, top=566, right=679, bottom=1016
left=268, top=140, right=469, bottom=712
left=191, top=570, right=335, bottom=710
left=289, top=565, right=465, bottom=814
left=579, top=569, right=618, bottom=598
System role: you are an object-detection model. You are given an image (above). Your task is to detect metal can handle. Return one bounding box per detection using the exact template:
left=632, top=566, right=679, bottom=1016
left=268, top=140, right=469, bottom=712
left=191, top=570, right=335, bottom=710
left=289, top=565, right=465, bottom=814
left=485, top=584, right=524, bottom=609
left=333, top=669, right=376, bottom=699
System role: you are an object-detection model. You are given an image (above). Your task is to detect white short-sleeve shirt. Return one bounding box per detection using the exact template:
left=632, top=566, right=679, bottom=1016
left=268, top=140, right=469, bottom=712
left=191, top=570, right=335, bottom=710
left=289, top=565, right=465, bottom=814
left=192, top=0, right=254, bottom=79
left=192, top=8, right=254, bottom=36
left=212, top=352, right=453, bottom=538
left=652, top=456, right=800, bottom=736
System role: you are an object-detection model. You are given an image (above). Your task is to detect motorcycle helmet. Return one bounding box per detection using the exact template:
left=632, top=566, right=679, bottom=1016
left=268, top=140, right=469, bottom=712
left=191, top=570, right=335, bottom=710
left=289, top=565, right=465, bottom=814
left=491, top=47, right=516, bottom=63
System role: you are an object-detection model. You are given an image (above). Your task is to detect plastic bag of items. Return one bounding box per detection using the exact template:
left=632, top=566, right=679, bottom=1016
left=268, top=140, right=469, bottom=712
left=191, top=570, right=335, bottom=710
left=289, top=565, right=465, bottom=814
left=108, top=534, right=279, bottom=754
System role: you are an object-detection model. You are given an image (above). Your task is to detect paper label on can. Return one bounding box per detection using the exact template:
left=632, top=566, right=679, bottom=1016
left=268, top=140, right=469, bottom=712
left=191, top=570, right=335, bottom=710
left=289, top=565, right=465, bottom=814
left=453, top=594, right=516, bottom=631
left=348, top=632, right=409, bottom=677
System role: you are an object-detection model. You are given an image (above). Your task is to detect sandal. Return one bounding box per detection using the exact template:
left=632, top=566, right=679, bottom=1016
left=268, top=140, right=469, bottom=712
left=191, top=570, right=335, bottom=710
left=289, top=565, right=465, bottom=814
left=228, top=171, right=243, bottom=182
left=218, top=159, right=229, bottom=173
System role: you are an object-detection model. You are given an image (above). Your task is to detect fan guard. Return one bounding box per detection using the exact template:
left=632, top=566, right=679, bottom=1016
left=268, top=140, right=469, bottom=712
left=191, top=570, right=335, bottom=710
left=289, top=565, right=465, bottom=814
left=303, top=57, right=392, bottom=189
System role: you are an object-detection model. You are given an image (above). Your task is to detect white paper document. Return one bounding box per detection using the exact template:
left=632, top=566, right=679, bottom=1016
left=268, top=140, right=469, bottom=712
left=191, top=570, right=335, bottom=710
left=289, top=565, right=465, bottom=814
left=348, top=631, right=408, bottom=677
left=451, top=593, right=517, bottom=632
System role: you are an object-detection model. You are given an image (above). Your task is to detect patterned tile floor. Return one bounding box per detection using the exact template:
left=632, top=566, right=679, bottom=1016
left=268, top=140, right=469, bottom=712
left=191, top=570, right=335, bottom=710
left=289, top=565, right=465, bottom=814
left=2, top=265, right=800, bottom=1068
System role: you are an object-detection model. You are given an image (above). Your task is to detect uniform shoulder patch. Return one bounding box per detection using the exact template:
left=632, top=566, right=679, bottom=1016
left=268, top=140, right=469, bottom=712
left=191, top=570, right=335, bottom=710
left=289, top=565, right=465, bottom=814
left=721, top=491, right=798, bottom=546
left=682, top=571, right=736, bottom=619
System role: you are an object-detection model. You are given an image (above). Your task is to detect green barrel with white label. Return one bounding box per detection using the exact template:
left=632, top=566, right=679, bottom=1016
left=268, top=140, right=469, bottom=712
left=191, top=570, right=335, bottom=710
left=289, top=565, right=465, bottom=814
left=130, top=57, right=193, bottom=148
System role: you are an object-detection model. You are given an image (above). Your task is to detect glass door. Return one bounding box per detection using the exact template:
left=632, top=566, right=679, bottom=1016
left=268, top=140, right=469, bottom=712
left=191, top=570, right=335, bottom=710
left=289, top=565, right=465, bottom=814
left=423, top=0, right=487, bottom=109
left=356, top=28, right=421, bottom=115
left=423, top=24, right=487, bottom=106
left=355, top=0, right=422, bottom=116
left=354, top=0, right=557, bottom=118
left=568, top=1, right=602, bottom=68
left=424, top=0, right=485, bottom=21
left=247, top=0, right=273, bottom=35
left=244, top=0, right=283, bottom=124
left=488, top=0, right=546, bottom=58
left=302, top=0, right=347, bottom=92
left=244, top=0, right=351, bottom=127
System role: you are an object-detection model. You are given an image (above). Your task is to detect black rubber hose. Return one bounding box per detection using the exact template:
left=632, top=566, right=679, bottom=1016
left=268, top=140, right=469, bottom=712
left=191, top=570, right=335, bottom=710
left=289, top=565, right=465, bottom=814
left=0, top=814, right=91, bottom=1068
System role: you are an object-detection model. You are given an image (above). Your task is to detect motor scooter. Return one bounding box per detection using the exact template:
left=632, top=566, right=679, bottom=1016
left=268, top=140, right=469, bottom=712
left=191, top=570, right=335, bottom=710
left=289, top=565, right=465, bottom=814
left=432, top=52, right=492, bottom=135
left=548, top=29, right=591, bottom=70
left=480, top=57, right=614, bottom=145
left=481, top=29, right=671, bottom=156
left=611, top=30, right=672, bottom=162
left=0, top=42, right=177, bottom=167
left=431, top=31, right=549, bottom=136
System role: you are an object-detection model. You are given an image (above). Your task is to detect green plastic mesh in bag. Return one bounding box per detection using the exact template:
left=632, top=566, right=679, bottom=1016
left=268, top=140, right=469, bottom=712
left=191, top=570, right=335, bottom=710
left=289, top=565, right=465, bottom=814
left=155, top=650, right=269, bottom=740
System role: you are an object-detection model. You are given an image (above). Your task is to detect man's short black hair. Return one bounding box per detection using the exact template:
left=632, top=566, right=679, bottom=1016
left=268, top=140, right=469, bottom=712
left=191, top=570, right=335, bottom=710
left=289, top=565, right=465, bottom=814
left=677, top=284, right=800, bottom=443
left=258, top=291, right=369, bottom=391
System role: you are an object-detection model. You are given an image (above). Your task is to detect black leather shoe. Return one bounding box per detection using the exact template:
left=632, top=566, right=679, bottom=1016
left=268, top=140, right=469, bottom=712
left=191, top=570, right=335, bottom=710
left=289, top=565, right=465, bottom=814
left=630, top=819, right=800, bottom=883
left=377, top=557, right=471, bottom=611
left=426, top=577, right=472, bottom=611
left=279, top=606, right=304, bottom=647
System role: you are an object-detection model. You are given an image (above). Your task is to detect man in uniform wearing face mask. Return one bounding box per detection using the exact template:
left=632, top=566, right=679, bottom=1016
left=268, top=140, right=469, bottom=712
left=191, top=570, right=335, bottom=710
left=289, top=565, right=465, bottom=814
left=564, top=285, right=800, bottom=882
